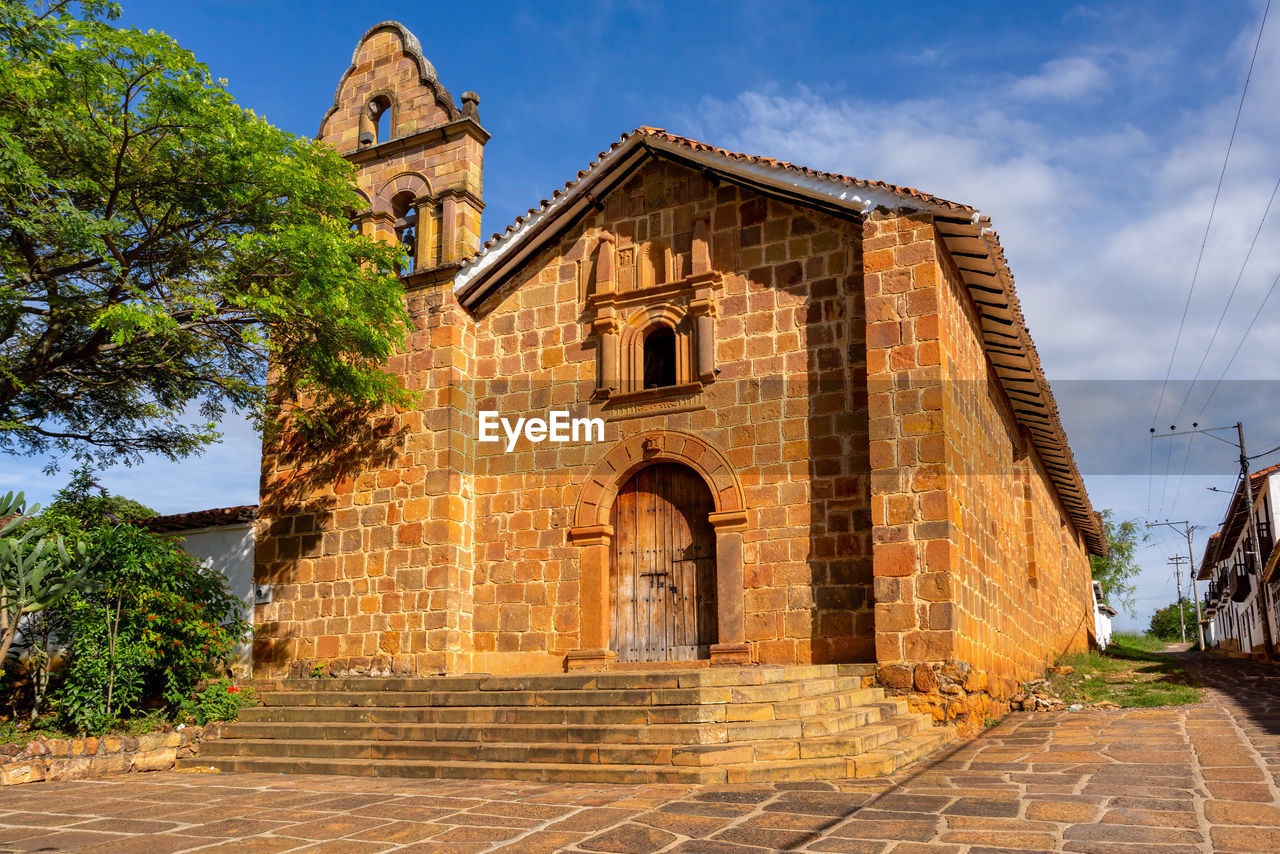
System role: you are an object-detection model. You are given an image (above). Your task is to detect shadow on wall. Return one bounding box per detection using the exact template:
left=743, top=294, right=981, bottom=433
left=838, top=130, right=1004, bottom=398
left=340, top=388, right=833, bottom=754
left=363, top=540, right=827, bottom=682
left=253, top=403, right=409, bottom=668
left=790, top=209, right=872, bottom=664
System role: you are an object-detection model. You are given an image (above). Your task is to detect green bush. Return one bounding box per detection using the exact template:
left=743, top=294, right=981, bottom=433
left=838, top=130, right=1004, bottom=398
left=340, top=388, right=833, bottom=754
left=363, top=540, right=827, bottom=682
left=178, top=678, right=258, bottom=725
left=14, top=468, right=251, bottom=734
left=56, top=523, right=249, bottom=733
left=1148, top=601, right=1199, bottom=642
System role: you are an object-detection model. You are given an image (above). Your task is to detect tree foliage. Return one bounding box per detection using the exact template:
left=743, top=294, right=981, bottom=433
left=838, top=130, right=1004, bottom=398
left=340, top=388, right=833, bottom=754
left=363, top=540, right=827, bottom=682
left=45, top=463, right=155, bottom=525
left=0, top=0, right=411, bottom=466
left=1149, top=600, right=1198, bottom=643
left=1090, top=510, right=1145, bottom=617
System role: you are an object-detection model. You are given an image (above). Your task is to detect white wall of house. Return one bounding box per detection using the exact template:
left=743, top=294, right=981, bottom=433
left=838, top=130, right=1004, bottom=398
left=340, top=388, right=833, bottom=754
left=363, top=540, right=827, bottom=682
left=167, top=523, right=255, bottom=672
left=1202, top=472, right=1277, bottom=654
left=1092, top=581, right=1114, bottom=650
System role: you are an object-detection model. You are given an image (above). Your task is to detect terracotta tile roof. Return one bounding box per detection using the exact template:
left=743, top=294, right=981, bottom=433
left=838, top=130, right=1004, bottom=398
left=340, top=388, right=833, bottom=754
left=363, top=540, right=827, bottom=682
left=453, top=127, right=1105, bottom=554
left=1197, top=463, right=1280, bottom=577
left=143, top=505, right=258, bottom=534
left=460, top=127, right=973, bottom=273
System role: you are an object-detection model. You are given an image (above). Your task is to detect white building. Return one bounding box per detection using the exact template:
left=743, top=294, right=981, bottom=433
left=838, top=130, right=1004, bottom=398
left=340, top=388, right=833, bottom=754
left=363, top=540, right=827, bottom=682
left=1198, top=465, right=1280, bottom=657
left=1092, top=580, right=1116, bottom=650
left=146, top=506, right=257, bottom=674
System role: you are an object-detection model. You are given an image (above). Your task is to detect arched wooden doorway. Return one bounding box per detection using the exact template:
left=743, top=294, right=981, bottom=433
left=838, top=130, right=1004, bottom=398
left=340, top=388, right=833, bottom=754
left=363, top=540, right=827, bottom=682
left=610, top=463, right=717, bottom=661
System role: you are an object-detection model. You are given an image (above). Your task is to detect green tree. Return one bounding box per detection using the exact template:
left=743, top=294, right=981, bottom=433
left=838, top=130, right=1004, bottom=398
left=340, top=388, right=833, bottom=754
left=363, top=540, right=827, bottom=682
left=45, top=464, right=155, bottom=526
left=1149, top=600, right=1199, bottom=642
left=0, top=1, right=411, bottom=466
left=1090, top=510, right=1145, bottom=617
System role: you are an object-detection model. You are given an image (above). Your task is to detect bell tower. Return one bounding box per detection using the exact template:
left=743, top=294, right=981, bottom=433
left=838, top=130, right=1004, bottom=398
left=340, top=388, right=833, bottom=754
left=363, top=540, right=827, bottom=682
left=319, top=21, right=487, bottom=278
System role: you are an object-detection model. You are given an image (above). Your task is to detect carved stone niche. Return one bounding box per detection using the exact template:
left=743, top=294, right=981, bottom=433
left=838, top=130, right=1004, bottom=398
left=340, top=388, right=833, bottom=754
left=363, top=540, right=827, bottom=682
left=587, top=216, right=719, bottom=419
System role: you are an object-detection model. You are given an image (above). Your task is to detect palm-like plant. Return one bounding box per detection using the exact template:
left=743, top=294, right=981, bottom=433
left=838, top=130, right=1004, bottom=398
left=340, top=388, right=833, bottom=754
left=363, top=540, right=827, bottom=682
left=0, top=492, right=91, bottom=664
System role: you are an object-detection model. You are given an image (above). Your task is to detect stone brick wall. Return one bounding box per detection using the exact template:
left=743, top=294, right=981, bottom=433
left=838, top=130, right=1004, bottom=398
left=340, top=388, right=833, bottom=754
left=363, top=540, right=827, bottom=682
left=254, top=282, right=478, bottom=677
left=865, top=210, right=1093, bottom=734
left=467, top=160, right=874, bottom=673
left=255, top=158, right=877, bottom=676
left=935, top=233, right=1093, bottom=687
left=0, top=726, right=214, bottom=786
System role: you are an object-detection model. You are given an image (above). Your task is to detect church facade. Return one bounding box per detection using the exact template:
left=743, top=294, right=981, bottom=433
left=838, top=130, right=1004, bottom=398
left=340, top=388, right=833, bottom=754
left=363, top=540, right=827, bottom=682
left=252, top=22, right=1105, bottom=729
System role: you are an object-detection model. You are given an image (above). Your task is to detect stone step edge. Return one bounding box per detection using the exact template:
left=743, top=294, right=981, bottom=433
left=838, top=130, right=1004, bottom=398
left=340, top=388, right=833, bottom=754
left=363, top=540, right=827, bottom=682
left=230, top=699, right=906, bottom=743
left=223, top=701, right=907, bottom=745
left=247, top=664, right=869, bottom=694
left=253, top=682, right=881, bottom=710
left=201, top=716, right=926, bottom=766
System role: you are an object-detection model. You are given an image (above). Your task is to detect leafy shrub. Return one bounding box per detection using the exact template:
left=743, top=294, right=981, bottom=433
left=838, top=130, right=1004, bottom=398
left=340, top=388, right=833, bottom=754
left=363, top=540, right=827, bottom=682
left=56, top=523, right=249, bottom=733
left=178, top=678, right=257, bottom=725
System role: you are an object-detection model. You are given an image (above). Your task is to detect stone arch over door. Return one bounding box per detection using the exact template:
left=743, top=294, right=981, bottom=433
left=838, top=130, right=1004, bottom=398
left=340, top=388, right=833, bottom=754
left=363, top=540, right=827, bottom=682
left=568, top=431, right=749, bottom=669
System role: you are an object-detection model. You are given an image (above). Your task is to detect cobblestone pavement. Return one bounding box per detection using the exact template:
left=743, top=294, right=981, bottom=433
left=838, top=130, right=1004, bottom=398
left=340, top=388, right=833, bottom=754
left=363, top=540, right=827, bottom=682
left=2, top=651, right=1278, bottom=853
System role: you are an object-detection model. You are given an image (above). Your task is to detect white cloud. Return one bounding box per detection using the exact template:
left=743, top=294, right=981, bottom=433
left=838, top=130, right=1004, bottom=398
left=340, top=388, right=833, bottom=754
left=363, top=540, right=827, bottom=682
left=1009, top=56, right=1109, bottom=100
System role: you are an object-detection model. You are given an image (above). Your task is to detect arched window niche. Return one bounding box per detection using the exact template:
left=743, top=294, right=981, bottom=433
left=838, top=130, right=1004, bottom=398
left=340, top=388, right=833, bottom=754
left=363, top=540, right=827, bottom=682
left=586, top=232, right=722, bottom=416
left=643, top=326, right=677, bottom=389
left=617, top=307, right=693, bottom=396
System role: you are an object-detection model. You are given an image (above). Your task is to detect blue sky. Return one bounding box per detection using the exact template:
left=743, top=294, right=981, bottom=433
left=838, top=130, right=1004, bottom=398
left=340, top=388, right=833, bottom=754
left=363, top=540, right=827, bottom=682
left=9, top=1, right=1280, bottom=632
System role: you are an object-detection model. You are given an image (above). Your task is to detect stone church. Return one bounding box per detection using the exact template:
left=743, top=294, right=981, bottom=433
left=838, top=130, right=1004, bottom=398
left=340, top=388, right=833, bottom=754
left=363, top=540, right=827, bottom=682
left=252, top=21, right=1105, bottom=729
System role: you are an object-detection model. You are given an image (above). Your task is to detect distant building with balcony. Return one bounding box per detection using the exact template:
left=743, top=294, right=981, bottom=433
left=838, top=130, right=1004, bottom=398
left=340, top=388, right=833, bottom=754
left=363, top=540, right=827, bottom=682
left=1197, top=463, right=1280, bottom=656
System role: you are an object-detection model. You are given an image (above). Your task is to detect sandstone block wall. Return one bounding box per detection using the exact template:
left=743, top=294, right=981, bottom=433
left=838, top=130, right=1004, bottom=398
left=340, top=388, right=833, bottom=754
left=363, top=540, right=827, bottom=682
left=467, top=161, right=874, bottom=672
left=254, top=284, right=478, bottom=677
left=865, top=211, right=1094, bottom=734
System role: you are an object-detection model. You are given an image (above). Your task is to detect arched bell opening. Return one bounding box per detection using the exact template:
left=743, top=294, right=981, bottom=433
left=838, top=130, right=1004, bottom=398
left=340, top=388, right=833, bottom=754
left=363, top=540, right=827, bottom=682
left=390, top=191, right=418, bottom=273
left=360, top=94, right=393, bottom=147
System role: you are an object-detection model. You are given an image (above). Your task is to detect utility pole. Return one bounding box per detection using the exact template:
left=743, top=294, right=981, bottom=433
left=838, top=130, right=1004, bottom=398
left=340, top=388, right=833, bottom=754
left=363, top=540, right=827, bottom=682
left=1168, top=556, right=1189, bottom=642
left=1148, top=520, right=1204, bottom=649
left=1236, top=422, right=1276, bottom=662
left=1153, top=421, right=1275, bottom=661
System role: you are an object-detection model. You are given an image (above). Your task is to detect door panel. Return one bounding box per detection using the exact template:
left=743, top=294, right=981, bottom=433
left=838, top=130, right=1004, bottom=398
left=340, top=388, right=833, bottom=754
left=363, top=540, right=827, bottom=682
left=610, top=463, right=716, bottom=661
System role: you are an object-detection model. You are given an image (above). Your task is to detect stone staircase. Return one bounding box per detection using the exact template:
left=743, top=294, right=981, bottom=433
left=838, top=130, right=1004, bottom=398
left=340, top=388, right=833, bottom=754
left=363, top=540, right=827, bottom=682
left=181, top=664, right=956, bottom=784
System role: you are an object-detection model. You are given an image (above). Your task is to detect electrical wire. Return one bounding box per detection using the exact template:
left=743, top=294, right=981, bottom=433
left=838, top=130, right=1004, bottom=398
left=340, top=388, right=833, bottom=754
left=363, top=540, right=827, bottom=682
left=1196, top=264, right=1280, bottom=421
left=1172, top=177, right=1280, bottom=424
left=1166, top=178, right=1280, bottom=515
left=1247, top=441, right=1280, bottom=461
left=1152, top=0, right=1271, bottom=431
left=1150, top=0, right=1272, bottom=516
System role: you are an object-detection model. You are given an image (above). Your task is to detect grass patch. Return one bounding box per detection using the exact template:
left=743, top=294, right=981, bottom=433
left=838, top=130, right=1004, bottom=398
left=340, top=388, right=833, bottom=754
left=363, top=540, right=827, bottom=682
left=0, top=711, right=173, bottom=747
left=1045, top=632, right=1202, bottom=708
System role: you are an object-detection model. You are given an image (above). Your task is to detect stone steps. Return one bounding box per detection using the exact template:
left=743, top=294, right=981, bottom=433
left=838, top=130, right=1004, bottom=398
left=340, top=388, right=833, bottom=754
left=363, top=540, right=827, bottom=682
left=204, top=713, right=931, bottom=768
left=247, top=663, right=871, bottom=694
left=188, top=665, right=952, bottom=783
left=219, top=702, right=911, bottom=749
left=252, top=676, right=868, bottom=709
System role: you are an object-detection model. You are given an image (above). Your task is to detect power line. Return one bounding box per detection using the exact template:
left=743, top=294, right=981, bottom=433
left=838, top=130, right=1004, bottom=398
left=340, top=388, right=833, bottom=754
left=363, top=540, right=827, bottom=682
left=1167, top=178, right=1280, bottom=514
left=1151, top=0, right=1271, bottom=432
left=1196, top=264, right=1280, bottom=420
left=1172, top=177, right=1280, bottom=424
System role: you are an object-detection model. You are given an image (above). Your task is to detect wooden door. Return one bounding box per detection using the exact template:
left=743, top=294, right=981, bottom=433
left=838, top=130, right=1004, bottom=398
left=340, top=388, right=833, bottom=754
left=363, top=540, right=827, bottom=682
left=611, top=463, right=717, bottom=661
